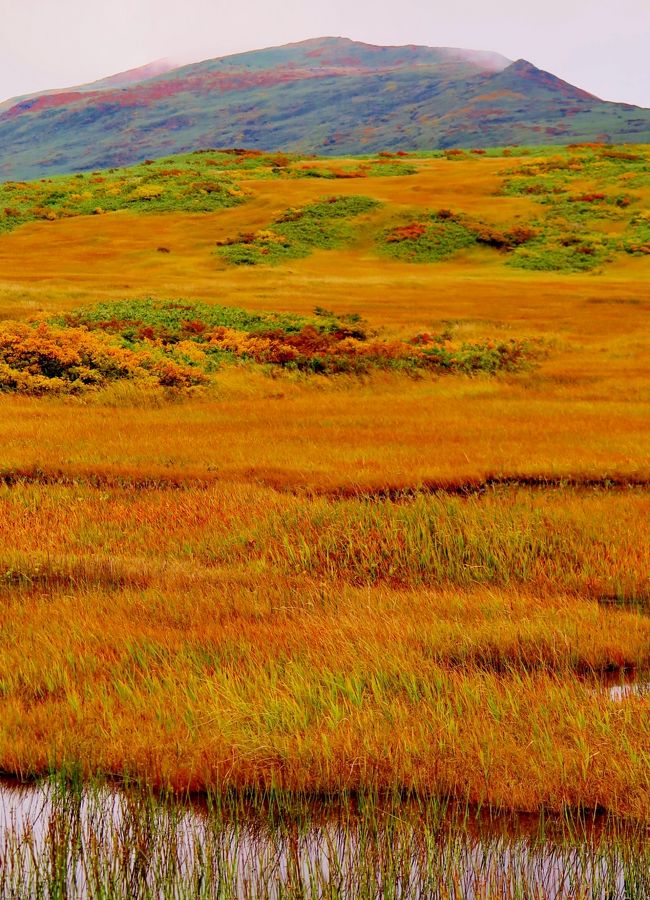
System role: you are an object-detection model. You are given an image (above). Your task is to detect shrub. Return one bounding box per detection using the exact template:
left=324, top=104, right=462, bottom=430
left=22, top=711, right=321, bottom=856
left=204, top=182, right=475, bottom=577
left=508, top=235, right=613, bottom=272
left=49, top=299, right=545, bottom=381
left=380, top=212, right=477, bottom=262
left=128, top=184, right=165, bottom=202
left=0, top=322, right=207, bottom=395
left=217, top=196, right=380, bottom=266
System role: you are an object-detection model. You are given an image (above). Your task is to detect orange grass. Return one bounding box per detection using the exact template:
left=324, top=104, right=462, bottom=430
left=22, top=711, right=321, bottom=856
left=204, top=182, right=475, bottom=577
left=0, top=377, right=647, bottom=493
left=0, top=484, right=647, bottom=600
left=1, top=575, right=650, bottom=818
left=0, top=150, right=648, bottom=817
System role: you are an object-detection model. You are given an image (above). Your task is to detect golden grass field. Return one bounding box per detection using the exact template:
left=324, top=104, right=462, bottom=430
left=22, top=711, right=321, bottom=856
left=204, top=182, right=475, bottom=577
left=0, top=148, right=649, bottom=820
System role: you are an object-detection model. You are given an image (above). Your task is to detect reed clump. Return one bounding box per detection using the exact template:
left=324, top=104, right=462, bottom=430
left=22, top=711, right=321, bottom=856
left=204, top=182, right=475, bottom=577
left=1, top=778, right=650, bottom=898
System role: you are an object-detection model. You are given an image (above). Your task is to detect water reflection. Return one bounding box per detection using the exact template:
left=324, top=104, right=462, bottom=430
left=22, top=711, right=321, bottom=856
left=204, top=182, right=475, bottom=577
left=596, top=669, right=650, bottom=701
left=1, top=778, right=649, bottom=898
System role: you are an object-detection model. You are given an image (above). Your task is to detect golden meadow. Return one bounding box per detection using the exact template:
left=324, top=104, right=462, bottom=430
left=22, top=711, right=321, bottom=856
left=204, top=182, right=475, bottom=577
left=0, top=145, right=649, bottom=826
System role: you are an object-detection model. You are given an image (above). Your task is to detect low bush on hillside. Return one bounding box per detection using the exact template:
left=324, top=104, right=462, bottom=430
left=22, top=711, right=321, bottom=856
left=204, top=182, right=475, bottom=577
left=501, top=176, right=570, bottom=198
left=198, top=326, right=542, bottom=375
left=291, top=159, right=417, bottom=179
left=0, top=149, right=423, bottom=238
left=47, top=299, right=547, bottom=380
left=507, top=231, right=615, bottom=272
left=0, top=322, right=207, bottom=395
left=0, top=298, right=547, bottom=396
left=623, top=214, right=650, bottom=255
left=57, top=299, right=309, bottom=340
left=379, top=211, right=478, bottom=262
left=378, top=211, right=538, bottom=263
left=498, top=145, right=650, bottom=271
left=216, top=196, right=380, bottom=265
left=0, top=154, right=255, bottom=235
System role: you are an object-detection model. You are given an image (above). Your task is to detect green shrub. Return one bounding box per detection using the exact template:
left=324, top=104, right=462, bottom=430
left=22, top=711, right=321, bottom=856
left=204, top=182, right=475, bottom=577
left=217, top=196, right=380, bottom=266
left=379, top=212, right=478, bottom=262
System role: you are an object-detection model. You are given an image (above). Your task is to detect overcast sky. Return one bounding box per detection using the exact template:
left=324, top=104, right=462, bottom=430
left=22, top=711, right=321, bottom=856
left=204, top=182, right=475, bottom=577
left=1, top=0, right=649, bottom=107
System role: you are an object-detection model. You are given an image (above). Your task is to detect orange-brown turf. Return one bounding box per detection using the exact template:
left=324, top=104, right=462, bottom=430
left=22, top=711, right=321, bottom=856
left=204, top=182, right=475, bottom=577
left=0, top=151, right=648, bottom=819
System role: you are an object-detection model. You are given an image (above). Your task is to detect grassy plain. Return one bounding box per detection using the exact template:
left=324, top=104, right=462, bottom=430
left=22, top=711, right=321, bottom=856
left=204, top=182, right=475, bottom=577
left=0, top=145, right=649, bottom=824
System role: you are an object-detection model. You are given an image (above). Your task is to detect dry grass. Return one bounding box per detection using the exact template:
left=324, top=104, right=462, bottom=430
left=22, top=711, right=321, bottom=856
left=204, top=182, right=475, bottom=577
left=1, top=573, right=650, bottom=818
left=0, top=483, right=648, bottom=599
left=0, top=149, right=648, bottom=819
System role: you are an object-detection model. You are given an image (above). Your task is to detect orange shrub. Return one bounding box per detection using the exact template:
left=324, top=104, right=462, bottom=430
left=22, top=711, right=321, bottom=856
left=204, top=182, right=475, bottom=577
left=0, top=322, right=206, bottom=395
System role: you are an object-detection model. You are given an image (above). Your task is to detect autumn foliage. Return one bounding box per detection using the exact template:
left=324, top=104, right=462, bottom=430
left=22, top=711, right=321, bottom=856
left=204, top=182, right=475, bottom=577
left=0, top=322, right=207, bottom=395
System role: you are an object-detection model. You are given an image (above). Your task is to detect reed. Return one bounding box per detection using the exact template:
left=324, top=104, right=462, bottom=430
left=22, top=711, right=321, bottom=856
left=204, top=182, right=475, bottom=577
left=1, top=778, right=649, bottom=899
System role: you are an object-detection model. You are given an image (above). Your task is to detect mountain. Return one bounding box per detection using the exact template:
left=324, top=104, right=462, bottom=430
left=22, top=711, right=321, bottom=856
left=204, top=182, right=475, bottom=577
left=1, top=37, right=649, bottom=182
left=0, top=59, right=177, bottom=117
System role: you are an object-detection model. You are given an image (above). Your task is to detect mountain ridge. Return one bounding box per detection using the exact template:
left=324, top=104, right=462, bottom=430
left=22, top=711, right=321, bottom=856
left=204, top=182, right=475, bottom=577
left=1, top=37, right=649, bottom=182
left=0, top=59, right=178, bottom=115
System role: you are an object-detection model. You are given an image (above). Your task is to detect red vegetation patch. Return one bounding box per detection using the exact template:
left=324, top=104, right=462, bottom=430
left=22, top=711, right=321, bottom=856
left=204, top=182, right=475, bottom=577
left=471, top=224, right=538, bottom=250
left=4, top=91, right=103, bottom=119
left=571, top=193, right=606, bottom=203
left=600, top=149, right=642, bottom=162
left=385, top=223, right=427, bottom=243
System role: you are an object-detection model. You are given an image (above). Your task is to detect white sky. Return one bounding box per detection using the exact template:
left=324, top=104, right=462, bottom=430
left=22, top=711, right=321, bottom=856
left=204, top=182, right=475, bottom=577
left=1, top=0, right=649, bottom=107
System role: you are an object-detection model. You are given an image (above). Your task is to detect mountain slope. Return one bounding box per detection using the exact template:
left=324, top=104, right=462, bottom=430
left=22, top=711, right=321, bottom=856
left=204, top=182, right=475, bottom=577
left=0, top=59, right=177, bottom=117
left=1, top=37, right=649, bottom=181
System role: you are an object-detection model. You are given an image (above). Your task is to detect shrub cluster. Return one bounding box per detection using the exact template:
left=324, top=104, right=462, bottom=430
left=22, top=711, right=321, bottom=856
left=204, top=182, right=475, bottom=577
left=0, top=153, right=257, bottom=235
left=623, top=214, right=650, bottom=255
left=380, top=212, right=477, bottom=262
left=0, top=322, right=207, bottom=395
left=60, top=300, right=544, bottom=378
left=379, top=211, right=538, bottom=262
left=58, top=299, right=308, bottom=340
left=498, top=145, right=650, bottom=272
left=217, top=196, right=380, bottom=266
left=38, top=299, right=549, bottom=382
left=291, top=159, right=417, bottom=179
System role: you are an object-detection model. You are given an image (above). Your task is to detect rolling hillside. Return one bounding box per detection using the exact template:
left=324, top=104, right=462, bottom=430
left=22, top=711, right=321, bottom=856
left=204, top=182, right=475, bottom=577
left=2, top=37, right=650, bottom=181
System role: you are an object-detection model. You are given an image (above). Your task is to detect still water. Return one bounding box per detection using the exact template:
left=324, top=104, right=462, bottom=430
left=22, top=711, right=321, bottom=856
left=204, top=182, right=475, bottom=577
left=1, top=777, right=649, bottom=898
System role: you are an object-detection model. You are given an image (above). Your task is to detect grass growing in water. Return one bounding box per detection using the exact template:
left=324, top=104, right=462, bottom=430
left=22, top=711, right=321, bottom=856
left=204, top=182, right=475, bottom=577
left=1, top=779, right=649, bottom=899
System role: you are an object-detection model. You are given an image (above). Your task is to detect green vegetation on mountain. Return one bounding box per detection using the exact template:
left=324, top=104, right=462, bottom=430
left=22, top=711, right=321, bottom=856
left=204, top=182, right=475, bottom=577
left=2, top=37, right=650, bottom=181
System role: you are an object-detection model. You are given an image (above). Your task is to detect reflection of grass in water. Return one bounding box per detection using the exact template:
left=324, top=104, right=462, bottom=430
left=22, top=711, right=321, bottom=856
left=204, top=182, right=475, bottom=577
left=1, top=778, right=649, bottom=898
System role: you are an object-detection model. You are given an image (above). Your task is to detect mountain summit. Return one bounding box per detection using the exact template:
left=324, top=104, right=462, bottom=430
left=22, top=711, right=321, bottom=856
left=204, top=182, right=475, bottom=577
left=1, top=37, right=649, bottom=181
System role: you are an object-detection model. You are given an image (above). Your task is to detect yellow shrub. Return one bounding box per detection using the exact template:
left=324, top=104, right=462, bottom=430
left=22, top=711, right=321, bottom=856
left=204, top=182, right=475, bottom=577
left=129, top=184, right=165, bottom=202
left=0, top=322, right=206, bottom=395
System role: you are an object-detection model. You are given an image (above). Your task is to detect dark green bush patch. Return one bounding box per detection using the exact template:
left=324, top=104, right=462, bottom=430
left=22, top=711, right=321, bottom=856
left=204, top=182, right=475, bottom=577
left=0, top=153, right=253, bottom=235
left=378, top=211, right=479, bottom=263
left=496, top=147, right=650, bottom=271
left=622, top=214, right=650, bottom=256
left=55, top=299, right=310, bottom=341
left=216, top=196, right=380, bottom=266
left=507, top=231, right=615, bottom=272
left=289, top=159, right=417, bottom=179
